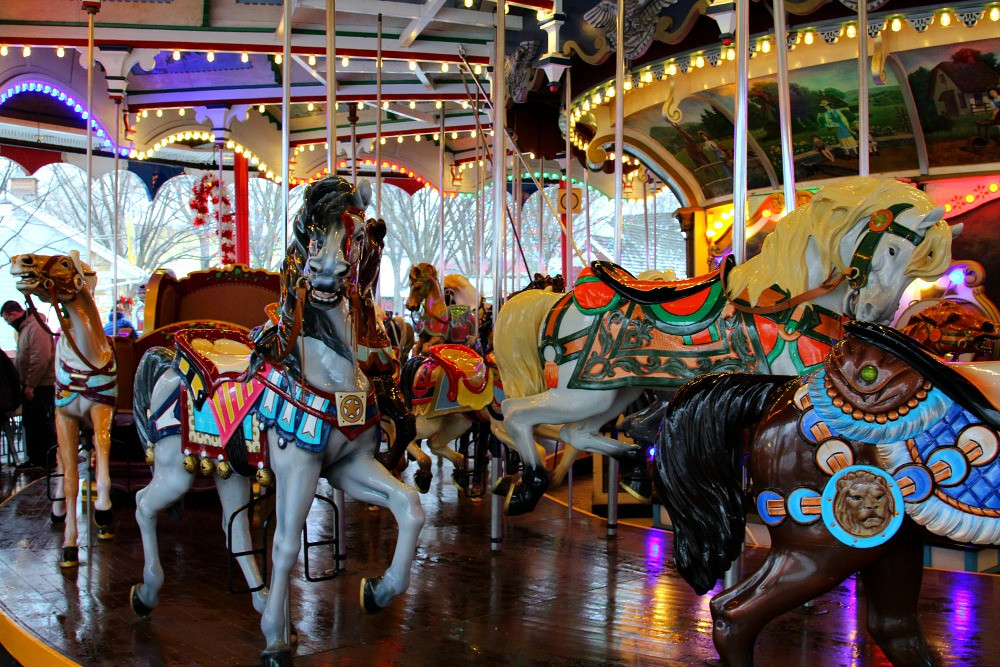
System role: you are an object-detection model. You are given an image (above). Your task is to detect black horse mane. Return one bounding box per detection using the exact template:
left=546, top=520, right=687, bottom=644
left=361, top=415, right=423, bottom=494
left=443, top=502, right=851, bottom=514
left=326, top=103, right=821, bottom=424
left=250, top=176, right=361, bottom=378
left=654, top=373, right=794, bottom=595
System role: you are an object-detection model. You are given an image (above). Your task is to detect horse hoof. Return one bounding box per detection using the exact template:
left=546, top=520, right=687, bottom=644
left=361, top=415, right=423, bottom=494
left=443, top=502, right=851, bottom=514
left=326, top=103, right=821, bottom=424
left=451, top=469, right=469, bottom=493
left=260, top=647, right=293, bottom=667
left=130, top=584, right=154, bottom=617
left=619, top=479, right=653, bottom=504
left=58, top=546, right=79, bottom=569
left=50, top=512, right=66, bottom=525
left=95, top=509, right=114, bottom=539
left=360, top=576, right=385, bottom=614
left=491, top=475, right=512, bottom=498
left=413, top=470, right=432, bottom=494
left=504, top=467, right=549, bottom=516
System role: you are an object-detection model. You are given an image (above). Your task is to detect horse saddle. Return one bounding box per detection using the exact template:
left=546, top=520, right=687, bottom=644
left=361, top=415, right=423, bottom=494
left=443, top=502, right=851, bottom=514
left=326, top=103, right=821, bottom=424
left=427, top=344, right=489, bottom=397
left=823, top=335, right=928, bottom=422
left=174, top=328, right=266, bottom=444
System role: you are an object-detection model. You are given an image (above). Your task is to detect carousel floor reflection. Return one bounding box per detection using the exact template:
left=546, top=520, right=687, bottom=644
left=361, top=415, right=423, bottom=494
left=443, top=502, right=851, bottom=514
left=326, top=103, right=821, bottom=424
left=0, top=465, right=998, bottom=666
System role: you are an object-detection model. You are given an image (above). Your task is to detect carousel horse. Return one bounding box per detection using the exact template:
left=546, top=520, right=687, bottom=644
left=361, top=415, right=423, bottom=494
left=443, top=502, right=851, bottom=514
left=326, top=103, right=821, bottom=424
left=548, top=269, right=676, bottom=489
left=129, top=176, right=425, bottom=666
left=405, top=263, right=478, bottom=356
left=493, top=177, right=958, bottom=515
left=653, top=320, right=1000, bottom=666
left=398, top=275, right=566, bottom=494
left=11, top=251, right=117, bottom=567
left=900, top=299, right=998, bottom=361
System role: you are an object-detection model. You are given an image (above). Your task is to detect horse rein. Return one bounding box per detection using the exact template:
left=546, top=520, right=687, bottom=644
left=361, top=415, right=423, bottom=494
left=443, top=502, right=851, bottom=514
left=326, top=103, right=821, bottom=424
left=723, top=262, right=849, bottom=317
left=24, top=257, right=110, bottom=374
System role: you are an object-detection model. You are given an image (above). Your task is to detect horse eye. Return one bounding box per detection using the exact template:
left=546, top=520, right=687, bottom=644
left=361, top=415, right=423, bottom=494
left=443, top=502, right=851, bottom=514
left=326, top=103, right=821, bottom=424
left=888, top=247, right=896, bottom=257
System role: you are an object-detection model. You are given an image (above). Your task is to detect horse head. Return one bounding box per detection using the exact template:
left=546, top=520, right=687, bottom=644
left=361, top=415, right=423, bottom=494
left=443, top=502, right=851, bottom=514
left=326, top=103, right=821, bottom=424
left=290, top=175, right=370, bottom=310
left=901, top=300, right=998, bottom=361
left=11, top=250, right=96, bottom=304
left=405, top=263, right=440, bottom=313
left=838, top=181, right=959, bottom=324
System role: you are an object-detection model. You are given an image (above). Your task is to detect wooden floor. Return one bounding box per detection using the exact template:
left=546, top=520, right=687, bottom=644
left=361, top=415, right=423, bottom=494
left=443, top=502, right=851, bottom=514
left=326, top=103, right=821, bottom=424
left=1, top=462, right=999, bottom=666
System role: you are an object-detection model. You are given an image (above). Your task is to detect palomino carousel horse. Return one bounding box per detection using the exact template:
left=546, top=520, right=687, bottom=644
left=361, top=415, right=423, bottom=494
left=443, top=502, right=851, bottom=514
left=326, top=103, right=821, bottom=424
left=129, top=176, right=425, bottom=666
left=11, top=251, right=117, bottom=567
left=406, top=263, right=478, bottom=356
left=493, top=177, right=958, bottom=515
left=653, top=320, right=1000, bottom=666
left=398, top=274, right=566, bottom=494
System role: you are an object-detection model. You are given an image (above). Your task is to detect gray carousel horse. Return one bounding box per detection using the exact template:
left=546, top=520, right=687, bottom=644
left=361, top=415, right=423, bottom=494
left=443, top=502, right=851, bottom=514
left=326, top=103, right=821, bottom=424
left=129, top=176, right=425, bottom=666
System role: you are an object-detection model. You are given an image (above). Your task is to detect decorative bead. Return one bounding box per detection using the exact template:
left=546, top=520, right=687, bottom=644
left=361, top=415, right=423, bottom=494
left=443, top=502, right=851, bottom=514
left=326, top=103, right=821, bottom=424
left=899, top=405, right=910, bottom=415
left=864, top=413, right=875, bottom=423
left=876, top=413, right=887, bottom=424
left=888, top=411, right=899, bottom=421
left=852, top=409, right=864, bottom=420
left=860, top=365, right=878, bottom=383
left=916, top=390, right=927, bottom=400
left=827, top=388, right=837, bottom=398
left=907, top=399, right=919, bottom=408
left=833, top=397, right=844, bottom=408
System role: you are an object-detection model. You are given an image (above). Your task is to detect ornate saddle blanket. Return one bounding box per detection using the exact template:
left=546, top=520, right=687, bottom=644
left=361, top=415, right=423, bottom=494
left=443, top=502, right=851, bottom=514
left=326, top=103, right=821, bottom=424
left=160, top=328, right=378, bottom=470
left=410, top=344, right=493, bottom=416
left=758, top=325, right=1000, bottom=548
left=55, top=352, right=117, bottom=408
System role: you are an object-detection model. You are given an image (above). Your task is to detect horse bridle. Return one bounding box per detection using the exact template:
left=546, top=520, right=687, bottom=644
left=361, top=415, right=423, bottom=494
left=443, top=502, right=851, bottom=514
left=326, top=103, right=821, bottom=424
left=24, top=255, right=108, bottom=374
left=727, top=203, right=925, bottom=316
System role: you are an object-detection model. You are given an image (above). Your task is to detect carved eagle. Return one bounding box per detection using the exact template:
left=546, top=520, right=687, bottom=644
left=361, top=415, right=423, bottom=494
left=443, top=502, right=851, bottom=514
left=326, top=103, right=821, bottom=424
left=505, top=40, right=541, bottom=104
left=583, top=0, right=677, bottom=61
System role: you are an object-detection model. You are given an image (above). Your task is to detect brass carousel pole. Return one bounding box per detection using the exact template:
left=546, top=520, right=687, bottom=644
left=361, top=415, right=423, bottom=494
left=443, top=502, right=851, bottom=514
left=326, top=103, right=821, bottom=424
left=84, top=1, right=99, bottom=265
left=490, top=0, right=506, bottom=553
left=281, top=0, right=292, bottom=249
left=325, top=0, right=348, bottom=570
left=858, top=0, right=870, bottom=175
left=439, top=108, right=447, bottom=279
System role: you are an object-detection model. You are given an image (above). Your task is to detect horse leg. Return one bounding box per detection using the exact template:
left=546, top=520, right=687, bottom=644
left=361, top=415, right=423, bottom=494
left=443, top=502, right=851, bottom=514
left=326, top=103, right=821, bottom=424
left=54, top=413, right=80, bottom=567
left=501, top=388, right=633, bottom=515
left=260, top=448, right=322, bottom=664
left=426, top=413, right=472, bottom=491
left=550, top=445, right=581, bottom=487
left=859, top=528, right=932, bottom=666
left=51, top=452, right=66, bottom=523
left=409, top=416, right=436, bottom=493
left=130, top=435, right=195, bottom=615
left=710, top=545, right=875, bottom=666
left=89, top=404, right=115, bottom=538
left=216, top=475, right=269, bottom=614
left=327, top=450, right=425, bottom=611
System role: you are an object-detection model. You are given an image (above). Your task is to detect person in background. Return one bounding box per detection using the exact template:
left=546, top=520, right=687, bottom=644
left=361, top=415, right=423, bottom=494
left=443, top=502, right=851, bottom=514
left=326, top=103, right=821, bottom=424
left=104, top=303, right=137, bottom=339
left=0, top=300, right=56, bottom=469
left=0, top=346, right=22, bottom=469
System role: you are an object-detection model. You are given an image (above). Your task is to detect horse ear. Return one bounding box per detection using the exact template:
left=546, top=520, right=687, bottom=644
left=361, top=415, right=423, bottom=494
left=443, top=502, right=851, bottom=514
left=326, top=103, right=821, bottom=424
left=916, top=205, right=945, bottom=232
left=369, top=219, right=387, bottom=242
left=355, top=178, right=372, bottom=210
left=950, top=223, right=963, bottom=239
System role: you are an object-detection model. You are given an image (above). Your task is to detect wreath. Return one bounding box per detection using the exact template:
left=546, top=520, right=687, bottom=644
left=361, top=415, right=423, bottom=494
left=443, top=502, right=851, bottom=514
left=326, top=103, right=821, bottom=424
left=189, top=173, right=236, bottom=264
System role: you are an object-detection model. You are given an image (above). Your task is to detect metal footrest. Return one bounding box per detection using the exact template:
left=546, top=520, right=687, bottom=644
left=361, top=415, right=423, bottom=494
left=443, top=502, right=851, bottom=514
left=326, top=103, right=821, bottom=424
left=303, top=493, right=340, bottom=582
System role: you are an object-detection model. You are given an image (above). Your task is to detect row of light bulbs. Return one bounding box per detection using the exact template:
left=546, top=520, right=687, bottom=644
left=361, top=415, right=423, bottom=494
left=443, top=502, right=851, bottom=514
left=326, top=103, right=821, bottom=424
left=567, top=6, right=1000, bottom=152
left=164, top=48, right=486, bottom=75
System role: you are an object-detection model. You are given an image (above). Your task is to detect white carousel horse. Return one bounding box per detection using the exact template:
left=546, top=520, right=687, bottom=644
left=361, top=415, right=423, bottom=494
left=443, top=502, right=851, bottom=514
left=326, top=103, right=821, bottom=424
left=493, top=177, right=960, bottom=515
left=549, top=269, right=677, bottom=488
left=11, top=251, right=117, bottom=567
left=129, top=176, right=425, bottom=666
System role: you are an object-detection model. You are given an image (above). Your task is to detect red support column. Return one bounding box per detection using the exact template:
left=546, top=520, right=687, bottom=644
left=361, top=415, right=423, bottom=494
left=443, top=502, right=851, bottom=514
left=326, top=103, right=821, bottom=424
left=234, top=152, right=250, bottom=265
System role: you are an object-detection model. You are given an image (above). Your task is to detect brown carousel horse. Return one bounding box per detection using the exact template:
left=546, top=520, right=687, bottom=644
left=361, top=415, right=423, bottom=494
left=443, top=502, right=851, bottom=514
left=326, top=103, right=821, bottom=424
left=653, top=320, right=1000, bottom=666
left=405, top=263, right=478, bottom=356
left=901, top=299, right=998, bottom=361
left=11, top=251, right=117, bottom=567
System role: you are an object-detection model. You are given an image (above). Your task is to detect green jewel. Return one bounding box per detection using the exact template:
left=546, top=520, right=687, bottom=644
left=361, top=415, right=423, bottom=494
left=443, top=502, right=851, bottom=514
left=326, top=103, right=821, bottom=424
left=860, top=364, right=878, bottom=383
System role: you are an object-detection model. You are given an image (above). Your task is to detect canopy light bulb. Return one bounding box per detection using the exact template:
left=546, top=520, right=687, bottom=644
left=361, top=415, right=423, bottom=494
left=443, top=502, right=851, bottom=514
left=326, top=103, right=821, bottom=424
left=623, top=79, right=632, bottom=91
left=308, top=54, right=317, bottom=66
left=22, top=46, right=31, bottom=57
left=441, top=62, right=450, bottom=72
left=307, top=102, right=315, bottom=111
left=380, top=137, right=386, bottom=145
left=259, top=104, right=265, bottom=113
left=804, top=30, right=815, bottom=44
left=474, top=64, right=482, bottom=75
left=241, top=52, right=249, bottom=63
left=435, top=100, right=443, bottom=109
left=415, top=135, right=422, bottom=142
left=433, top=132, right=440, bottom=141
left=206, top=51, right=215, bottom=62
left=845, top=25, right=856, bottom=38
left=991, top=6, right=1000, bottom=21
left=56, top=47, right=65, bottom=58
left=275, top=54, right=283, bottom=64
left=451, top=131, right=458, bottom=139
left=940, top=11, right=952, bottom=27
left=178, top=107, right=186, bottom=116
left=397, top=136, right=404, bottom=143
left=465, top=0, right=473, bottom=6
left=357, top=101, right=364, bottom=109
left=156, top=109, right=163, bottom=117
left=409, top=100, right=416, bottom=109
left=607, top=86, right=615, bottom=98
left=667, top=63, right=678, bottom=75
left=890, top=17, right=902, bottom=32
left=341, top=56, right=349, bottom=67
left=0, top=46, right=7, bottom=57
left=382, top=100, right=389, bottom=109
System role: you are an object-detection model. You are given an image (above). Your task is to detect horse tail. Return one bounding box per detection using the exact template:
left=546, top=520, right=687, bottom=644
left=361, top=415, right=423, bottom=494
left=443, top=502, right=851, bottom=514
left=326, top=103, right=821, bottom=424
left=133, top=347, right=176, bottom=447
left=399, top=354, right=426, bottom=409
left=654, top=373, right=792, bottom=595
left=493, top=290, right=562, bottom=399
